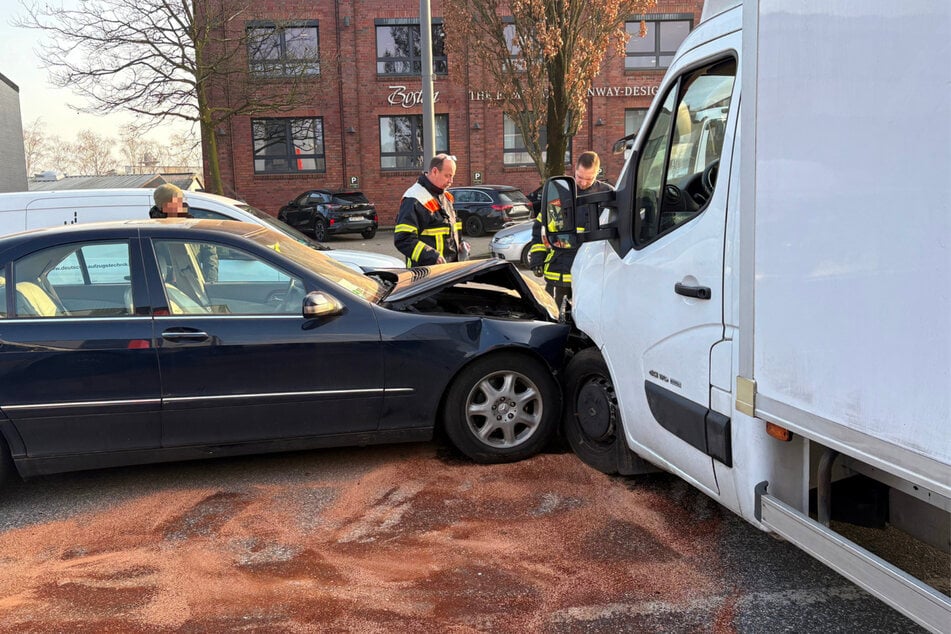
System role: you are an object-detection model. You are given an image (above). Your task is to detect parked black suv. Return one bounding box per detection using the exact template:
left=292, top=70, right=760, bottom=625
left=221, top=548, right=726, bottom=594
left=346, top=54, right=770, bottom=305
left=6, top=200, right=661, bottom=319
left=448, top=185, right=533, bottom=237
left=278, top=190, right=378, bottom=241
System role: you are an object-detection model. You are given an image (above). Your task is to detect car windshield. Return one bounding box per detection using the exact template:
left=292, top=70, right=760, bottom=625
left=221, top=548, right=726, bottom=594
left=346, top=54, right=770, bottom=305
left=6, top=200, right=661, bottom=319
left=331, top=192, right=369, bottom=205
left=236, top=203, right=331, bottom=251
left=499, top=190, right=530, bottom=204
left=199, top=220, right=385, bottom=302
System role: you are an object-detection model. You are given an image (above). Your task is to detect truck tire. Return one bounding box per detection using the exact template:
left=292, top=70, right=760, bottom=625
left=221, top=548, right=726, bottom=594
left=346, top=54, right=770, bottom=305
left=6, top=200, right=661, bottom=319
left=443, top=352, right=560, bottom=463
left=563, top=348, right=624, bottom=474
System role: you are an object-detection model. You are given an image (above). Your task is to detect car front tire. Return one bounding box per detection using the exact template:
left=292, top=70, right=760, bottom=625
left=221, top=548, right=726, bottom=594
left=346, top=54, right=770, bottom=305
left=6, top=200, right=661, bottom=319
left=443, top=352, right=560, bottom=463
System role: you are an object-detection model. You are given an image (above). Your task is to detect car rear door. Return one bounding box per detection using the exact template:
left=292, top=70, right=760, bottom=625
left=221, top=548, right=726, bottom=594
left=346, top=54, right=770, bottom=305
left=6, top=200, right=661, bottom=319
left=146, top=233, right=385, bottom=447
left=0, top=232, right=161, bottom=458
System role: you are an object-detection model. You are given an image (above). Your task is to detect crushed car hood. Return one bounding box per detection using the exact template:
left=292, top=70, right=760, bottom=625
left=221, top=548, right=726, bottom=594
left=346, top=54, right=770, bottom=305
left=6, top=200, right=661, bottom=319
left=381, top=259, right=559, bottom=321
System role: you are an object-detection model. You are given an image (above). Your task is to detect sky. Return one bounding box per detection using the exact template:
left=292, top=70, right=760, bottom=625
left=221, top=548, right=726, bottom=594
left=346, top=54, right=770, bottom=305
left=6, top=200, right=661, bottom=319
left=0, top=2, right=192, bottom=145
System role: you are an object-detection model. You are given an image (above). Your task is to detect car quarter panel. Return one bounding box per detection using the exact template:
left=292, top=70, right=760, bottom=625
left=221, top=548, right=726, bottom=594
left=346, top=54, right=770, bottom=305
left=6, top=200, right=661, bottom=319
left=374, top=307, right=570, bottom=431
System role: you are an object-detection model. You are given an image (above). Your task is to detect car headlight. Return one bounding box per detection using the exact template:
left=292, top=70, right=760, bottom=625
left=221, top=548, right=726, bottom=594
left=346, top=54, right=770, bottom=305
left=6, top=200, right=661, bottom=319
left=493, top=235, right=515, bottom=245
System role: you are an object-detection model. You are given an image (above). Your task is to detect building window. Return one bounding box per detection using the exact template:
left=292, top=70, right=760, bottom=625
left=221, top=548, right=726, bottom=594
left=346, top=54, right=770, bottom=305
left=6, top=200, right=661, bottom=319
left=247, top=21, right=320, bottom=76
left=625, top=108, right=648, bottom=135
left=503, top=115, right=571, bottom=167
left=252, top=118, right=325, bottom=174
left=502, top=22, right=525, bottom=72
left=379, top=114, right=449, bottom=170
left=376, top=21, right=447, bottom=75
left=625, top=17, right=692, bottom=69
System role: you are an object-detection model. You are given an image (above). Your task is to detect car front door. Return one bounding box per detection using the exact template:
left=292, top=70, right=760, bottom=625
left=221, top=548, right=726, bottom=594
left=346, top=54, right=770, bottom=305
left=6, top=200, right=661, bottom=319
left=0, top=235, right=161, bottom=458
left=600, top=52, right=738, bottom=496
left=283, top=192, right=317, bottom=232
left=147, top=235, right=384, bottom=447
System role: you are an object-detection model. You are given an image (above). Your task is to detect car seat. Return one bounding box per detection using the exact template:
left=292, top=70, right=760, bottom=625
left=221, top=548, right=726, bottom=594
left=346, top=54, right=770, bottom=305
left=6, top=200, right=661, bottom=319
left=15, top=281, right=69, bottom=317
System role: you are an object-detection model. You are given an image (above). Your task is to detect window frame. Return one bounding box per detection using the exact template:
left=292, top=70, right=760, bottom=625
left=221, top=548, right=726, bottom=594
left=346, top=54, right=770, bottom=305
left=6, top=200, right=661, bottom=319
left=631, top=56, right=737, bottom=249
left=503, top=114, right=571, bottom=168
left=375, top=19, right=447, bottom=76
left=625, top=15, right=693, bottom=70
left=252, top=117, right=326, bottom=175
left=378, top=114, right=450, bottom=171
left=246, top=20, right=320, bottom=77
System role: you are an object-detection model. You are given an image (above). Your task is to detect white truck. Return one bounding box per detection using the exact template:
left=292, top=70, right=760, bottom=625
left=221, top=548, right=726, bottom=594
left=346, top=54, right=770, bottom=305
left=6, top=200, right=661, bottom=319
left=544, top=1, right=950, bottom=630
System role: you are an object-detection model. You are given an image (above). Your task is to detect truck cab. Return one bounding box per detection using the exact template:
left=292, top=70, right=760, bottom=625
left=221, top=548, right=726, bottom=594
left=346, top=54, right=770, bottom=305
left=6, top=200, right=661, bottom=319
left=544, top=1, right=950, bottom=630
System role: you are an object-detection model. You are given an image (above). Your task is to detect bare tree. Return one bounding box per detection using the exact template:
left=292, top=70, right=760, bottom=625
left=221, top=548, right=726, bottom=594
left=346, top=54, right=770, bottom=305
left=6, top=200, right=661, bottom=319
left=443, top=0, right=653, bottom=178
left=73, top=130, right=118, bottom=175
left=22, top=117, right=47, bottom=177
left=17, top=0, right=335, bottom=194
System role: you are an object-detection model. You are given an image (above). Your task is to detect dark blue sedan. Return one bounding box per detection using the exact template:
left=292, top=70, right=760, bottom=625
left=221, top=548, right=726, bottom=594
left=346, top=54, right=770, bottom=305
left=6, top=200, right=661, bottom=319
left=0, top=219, right=570, bottom=485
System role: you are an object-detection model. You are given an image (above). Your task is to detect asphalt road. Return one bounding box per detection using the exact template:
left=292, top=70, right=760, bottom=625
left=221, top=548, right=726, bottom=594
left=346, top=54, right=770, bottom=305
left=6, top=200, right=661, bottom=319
left=0, top=442, right=928, bottom=632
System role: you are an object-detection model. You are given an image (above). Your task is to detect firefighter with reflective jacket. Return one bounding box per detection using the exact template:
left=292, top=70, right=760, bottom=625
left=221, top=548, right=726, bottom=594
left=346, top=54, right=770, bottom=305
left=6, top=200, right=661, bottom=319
left=394, top=154, right=469, bottom=266
left=529, top=151, right=614, bottom=306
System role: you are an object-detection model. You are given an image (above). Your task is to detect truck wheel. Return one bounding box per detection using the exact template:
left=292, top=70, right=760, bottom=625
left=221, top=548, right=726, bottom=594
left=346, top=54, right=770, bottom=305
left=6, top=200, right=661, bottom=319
left=563, top=348, right=624, bottom=474
left=443, top=352, right=560, bottom=463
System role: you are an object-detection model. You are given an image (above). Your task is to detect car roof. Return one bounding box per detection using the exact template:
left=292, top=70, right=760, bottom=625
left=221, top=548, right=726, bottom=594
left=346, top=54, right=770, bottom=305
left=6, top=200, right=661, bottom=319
left=0, top=218, right=261, bottom=250
left=449, top=185, right=520, bottom=191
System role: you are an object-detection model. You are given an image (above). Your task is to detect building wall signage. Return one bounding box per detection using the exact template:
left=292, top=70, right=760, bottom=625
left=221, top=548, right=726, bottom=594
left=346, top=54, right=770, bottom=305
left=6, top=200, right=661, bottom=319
left=387, top=85, right=441, bottom=109
left=467, top=85, right=659, bottom=102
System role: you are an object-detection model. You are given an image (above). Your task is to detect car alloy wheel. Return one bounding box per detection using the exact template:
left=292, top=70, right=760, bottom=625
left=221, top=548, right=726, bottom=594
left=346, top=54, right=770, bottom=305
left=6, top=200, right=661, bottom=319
left=443, top=352, right=559, bottom=463
left=313, top=218, right=327, bottom=241
left=464, top=215, right=485, bottom=237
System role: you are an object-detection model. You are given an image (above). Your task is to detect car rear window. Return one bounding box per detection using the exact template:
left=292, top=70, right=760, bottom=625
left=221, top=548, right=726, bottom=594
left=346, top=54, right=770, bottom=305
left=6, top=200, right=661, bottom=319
left=332, top=192, right=370, bottom=205
left=498, top=190, right=530, bottom=204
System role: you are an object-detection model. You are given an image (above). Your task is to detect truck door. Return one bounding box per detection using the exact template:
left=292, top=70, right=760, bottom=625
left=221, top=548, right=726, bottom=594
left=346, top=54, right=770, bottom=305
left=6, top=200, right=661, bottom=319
left=602, top=53, right=738, bottom=496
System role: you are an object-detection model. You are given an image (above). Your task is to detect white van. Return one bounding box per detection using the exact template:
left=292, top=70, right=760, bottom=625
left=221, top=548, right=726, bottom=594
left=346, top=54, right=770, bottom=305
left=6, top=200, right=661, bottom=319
left=0, top=188, right=403, bottom=272
left=546, top=0, right=950, bottom=630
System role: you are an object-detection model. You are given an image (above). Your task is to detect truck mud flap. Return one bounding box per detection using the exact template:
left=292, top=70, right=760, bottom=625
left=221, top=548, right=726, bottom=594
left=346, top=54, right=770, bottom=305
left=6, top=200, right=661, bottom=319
left=754, top=482, right=951, bottom=633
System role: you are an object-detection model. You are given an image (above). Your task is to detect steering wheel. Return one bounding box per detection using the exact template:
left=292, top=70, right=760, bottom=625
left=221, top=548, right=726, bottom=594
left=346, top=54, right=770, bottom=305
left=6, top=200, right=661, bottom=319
left=701, top=159, right=720, bottom=197
left=276, top=278, right=305, bottom=314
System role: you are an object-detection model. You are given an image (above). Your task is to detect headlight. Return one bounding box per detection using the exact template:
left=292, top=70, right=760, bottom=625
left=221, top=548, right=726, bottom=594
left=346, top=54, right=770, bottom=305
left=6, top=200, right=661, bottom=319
left=493, top=235, right=515, bottom=245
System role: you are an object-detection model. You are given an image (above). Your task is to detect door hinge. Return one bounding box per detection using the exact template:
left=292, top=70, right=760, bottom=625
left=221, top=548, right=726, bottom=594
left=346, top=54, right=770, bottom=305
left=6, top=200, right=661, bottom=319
left=735, top=376, right=756, bottom=416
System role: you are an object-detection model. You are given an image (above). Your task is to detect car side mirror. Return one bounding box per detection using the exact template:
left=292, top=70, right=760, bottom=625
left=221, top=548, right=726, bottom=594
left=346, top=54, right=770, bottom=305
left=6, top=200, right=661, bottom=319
left=541, top=177, right=578, bottom=251
left=303, top=291, right=344, bottom=318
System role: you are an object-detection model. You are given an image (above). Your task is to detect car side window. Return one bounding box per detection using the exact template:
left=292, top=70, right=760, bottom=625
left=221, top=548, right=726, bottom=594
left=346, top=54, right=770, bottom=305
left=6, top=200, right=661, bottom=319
left=475, top=191, right=492, bottom=204
left=10, top=241, right=134, bottom=318
left=154, top=239, right=305, bottom=316
left=633, top=57, right=736, bottom=245
left=453, top=190, right=471, bottom=203
left=186, top=207, right=231, bottom=221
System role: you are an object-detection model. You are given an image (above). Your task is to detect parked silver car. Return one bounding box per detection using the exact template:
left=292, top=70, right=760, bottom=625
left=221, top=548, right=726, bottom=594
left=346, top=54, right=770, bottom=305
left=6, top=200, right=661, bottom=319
left=489, top=221, right=534, bottom=267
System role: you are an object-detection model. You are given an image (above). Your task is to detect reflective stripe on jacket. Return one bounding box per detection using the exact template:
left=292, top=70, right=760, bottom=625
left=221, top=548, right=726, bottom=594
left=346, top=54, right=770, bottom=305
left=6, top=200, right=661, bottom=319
left=394, top=181, right=461, bottom=267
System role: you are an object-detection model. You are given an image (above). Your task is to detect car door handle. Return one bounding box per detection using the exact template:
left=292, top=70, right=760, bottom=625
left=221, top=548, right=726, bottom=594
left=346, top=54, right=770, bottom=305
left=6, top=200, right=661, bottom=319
left=161, top=328, right=210, bottom=342
left=674, top=283, right=711, bottom=300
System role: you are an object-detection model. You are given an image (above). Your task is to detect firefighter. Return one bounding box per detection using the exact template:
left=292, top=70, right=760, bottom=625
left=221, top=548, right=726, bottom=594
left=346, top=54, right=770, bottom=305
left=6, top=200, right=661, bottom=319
left=394, top=154, right=469, bottom=266
left=529, top=151, right=613, bottom=307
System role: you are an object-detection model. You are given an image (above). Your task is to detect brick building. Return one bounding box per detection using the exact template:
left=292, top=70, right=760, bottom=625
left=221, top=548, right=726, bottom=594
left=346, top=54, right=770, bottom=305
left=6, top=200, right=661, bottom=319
left=208, top=0, right=705, bottom=225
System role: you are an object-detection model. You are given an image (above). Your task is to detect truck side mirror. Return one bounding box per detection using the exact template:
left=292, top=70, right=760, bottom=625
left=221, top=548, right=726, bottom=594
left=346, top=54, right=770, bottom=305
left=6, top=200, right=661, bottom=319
left=541, top=176, right=578, bottom=251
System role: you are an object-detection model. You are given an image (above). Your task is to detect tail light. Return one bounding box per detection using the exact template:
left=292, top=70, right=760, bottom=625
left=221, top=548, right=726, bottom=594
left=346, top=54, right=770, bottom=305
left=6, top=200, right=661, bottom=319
left=328, top=218, right=336, bottom=226
left=491, top=203, right=513, bottom=220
